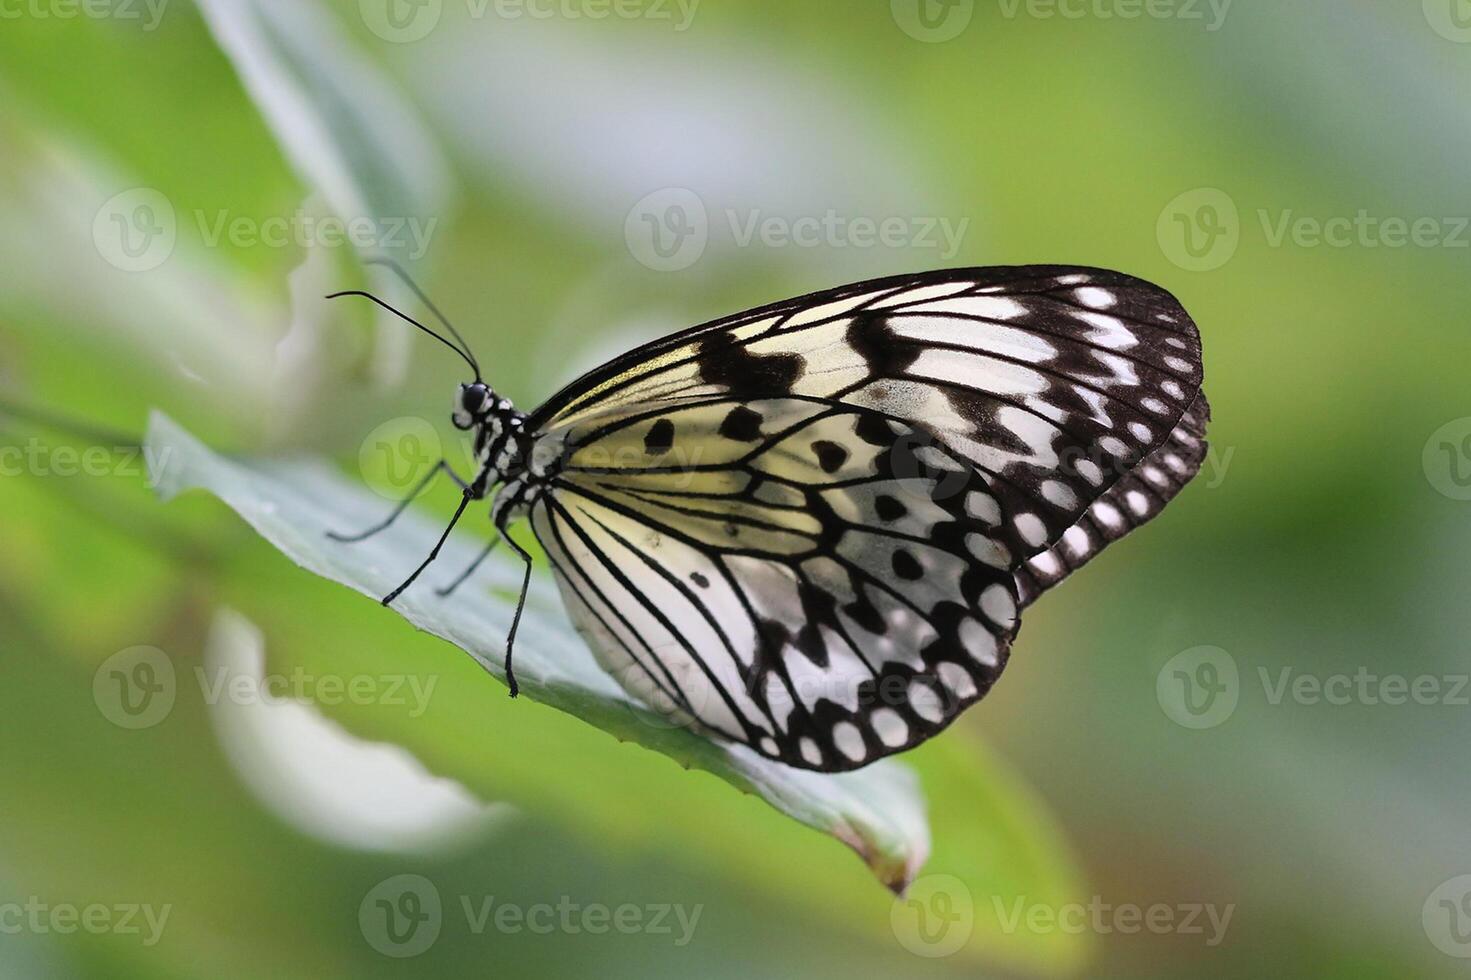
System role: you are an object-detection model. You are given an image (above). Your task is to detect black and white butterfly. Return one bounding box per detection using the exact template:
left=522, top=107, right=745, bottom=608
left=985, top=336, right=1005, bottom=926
left=331, top=261, right=1208, bottom=772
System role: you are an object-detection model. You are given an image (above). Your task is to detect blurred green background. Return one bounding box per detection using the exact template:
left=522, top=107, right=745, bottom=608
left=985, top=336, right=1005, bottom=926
left=3, top=0, right=1470, bottom=976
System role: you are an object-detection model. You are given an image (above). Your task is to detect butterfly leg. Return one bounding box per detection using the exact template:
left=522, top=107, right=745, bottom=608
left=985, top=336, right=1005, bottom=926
left=327, top=459, right=468, bottom=543
left=380, top=489, right=475, bottom=607
left=434, top=535, right=500, bottom=597
left=494, top=513, right=534, bottom=699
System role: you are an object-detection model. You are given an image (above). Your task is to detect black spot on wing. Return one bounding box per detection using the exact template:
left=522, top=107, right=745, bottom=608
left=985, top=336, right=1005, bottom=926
left=718, top=405, right=764, bottom=442
left=811, top=440, right=849, bottom=474
left=697, top=337, right=804, bottom=394
left=644, top=418, right=674, bottom=455
left=854, top=412, right=896, bottom=447
left=874, top=494, right=906, bottom=522
left=846, top=312, right=920, bottom=375
left=891, top=549, right=923, bottom=580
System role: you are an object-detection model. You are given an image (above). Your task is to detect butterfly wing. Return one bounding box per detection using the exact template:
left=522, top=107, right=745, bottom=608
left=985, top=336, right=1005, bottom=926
left=524, top=266, right=1207, bottom=770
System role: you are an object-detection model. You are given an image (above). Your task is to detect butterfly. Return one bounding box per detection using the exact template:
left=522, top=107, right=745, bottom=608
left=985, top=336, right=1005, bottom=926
left=330, top=260, right=1208, bottom=772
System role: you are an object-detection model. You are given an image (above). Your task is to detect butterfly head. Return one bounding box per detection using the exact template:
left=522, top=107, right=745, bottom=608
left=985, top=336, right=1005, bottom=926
left=453, top=381, right=530, bottom=478
left=453, top=381, right=494, bottom=431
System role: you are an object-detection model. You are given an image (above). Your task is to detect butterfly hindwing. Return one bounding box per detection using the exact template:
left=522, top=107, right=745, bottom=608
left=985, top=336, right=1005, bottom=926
left=532, top=400, right=1015, bottom=770
left=525, top=266, right=1207, bottom=770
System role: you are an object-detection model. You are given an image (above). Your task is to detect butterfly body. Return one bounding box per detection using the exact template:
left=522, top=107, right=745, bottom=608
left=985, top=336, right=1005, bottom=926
left=341, top=264, right=1209, bottom=772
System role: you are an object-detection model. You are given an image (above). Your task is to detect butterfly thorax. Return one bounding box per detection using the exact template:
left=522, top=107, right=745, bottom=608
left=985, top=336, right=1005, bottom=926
left=454, top=382, right=533, bottom=496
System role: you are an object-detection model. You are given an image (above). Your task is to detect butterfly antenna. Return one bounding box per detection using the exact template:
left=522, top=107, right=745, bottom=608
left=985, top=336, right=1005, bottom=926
left=326, top=289, right=481, bottom=380
left=362, top=257, right=482, bottom=380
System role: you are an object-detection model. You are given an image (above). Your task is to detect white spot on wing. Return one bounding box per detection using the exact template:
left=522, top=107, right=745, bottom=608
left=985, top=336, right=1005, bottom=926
left=833, top=720, right=866, bottom=761
left=910, top=294, right=1030, bottom=321
left=909, top=679, right=945, bottom=722
left=980, top=584, right=1016, bottom=630
left=959, top=618, right=998, bottom=666
left=870, top=708, right=909, bottom=747
left=967, top=533, right=1012, bottom=569
left=966, top=491, right=1001, bottom=525
left=869, top=281, right=977, bottom=309
left=1015, top=513, right=1048, bottom=547
left=1075, top=286, right=1116, bottom=309
left=1040, top=479, right=1077, bottom=509
left=938, top=661, right=978, bottom=698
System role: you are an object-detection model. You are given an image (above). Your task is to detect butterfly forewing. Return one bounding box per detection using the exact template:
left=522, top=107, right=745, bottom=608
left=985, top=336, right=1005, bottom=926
left=525, top=266, right=1207, bottom=770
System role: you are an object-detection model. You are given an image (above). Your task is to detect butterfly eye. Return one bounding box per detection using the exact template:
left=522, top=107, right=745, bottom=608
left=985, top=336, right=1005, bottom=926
left=453, top=383, right=488, bottom=430
left=462, top=383, right=490, bottom=413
